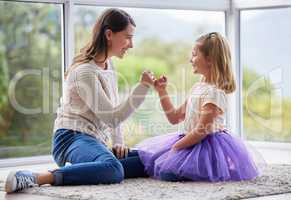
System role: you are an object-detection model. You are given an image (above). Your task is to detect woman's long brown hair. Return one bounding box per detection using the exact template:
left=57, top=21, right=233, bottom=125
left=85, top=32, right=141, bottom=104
left=65, top=8, right=136, bottom=79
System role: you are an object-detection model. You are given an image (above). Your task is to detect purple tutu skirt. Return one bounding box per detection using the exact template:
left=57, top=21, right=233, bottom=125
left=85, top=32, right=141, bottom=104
left=136, top=130, right=259, bottom=182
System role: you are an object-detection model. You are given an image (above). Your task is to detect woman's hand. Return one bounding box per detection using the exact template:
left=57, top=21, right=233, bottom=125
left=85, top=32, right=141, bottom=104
left=140, top=71, right=156, bottom=87
left=154, top=75, right=167, bottom=93
left=112, top=144, right=129, bottom=159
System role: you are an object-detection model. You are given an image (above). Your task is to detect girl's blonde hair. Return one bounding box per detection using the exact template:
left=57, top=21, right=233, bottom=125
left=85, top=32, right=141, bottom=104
left=196, top=32, right=236, bottom=94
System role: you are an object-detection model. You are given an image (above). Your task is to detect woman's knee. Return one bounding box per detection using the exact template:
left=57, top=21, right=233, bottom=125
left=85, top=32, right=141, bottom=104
left=105, top=159, right=124, bottom=184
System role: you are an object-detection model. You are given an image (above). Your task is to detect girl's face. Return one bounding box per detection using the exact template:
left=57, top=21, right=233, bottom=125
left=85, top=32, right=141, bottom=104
left=190, top=44, right=211, bottom=77
left=107, top=24, right=135, bottom=58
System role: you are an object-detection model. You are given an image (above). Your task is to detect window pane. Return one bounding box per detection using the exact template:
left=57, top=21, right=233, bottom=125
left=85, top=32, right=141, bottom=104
left=74, top=6, right=225, bottom=147
left=0, top=2, right=63, bottom=158
left=241, top=8, right=291, bottom=142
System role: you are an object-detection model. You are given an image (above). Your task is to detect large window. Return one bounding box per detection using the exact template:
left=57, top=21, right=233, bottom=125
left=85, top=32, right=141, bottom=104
left=241, top=8, right=291, bottom=142
left=0, top=1, right=62, bottom=158
left=74, top=6, right=225, bottom=147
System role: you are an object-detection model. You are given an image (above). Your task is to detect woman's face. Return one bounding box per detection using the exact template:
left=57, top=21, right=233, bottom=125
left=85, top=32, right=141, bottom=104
left=107, top=24, right=135, bottom=58
left=190, top=44, right=210, bottom=76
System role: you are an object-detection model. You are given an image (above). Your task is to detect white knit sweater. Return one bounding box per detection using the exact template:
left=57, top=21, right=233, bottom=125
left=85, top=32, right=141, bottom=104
left=53, top=60, right=150, bottom=145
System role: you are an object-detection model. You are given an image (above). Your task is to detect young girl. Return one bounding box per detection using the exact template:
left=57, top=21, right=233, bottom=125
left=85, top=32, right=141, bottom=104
left=136, top=32, right=259, bottom=182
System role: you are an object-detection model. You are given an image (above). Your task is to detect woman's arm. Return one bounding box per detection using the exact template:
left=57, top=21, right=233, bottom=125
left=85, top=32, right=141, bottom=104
left=74, top=66, right=153, bottom=128
left=172, top=103, right=222, bottom=150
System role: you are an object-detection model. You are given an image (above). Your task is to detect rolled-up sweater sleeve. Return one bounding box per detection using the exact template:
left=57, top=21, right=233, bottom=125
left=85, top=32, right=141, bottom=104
left=111, top=125, right=124, bottom=146
left=74, top=66, right=149, bottom=128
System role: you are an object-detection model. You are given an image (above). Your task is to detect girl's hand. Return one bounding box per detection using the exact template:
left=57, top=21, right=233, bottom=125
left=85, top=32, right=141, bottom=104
left=112, top=144, right=129, bottom=159
left=154, top=75, right=167, bottom=92
left=171, top=143, right=179, bottom=152
left=140, top=70, right=156, bottom=88
left=171, top=134, right=185, bottom=151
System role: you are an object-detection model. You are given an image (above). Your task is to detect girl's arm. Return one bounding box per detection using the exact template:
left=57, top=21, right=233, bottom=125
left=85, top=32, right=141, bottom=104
left=154, top=76, right=186, bottom=125
left=172, top=103, right=222, bottom=150
left=158, top=89, right=186, bottom=125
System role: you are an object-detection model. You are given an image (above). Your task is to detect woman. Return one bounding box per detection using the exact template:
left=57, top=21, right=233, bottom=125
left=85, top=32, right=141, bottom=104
left=5, top=8, right=154, bottom=193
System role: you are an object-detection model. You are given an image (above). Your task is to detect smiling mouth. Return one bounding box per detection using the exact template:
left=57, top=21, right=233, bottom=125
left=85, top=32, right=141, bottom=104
left=121, top=49, right=127, bottom=54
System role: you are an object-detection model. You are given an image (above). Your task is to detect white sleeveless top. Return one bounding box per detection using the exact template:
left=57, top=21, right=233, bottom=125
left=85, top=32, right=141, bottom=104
left=184, top=82, right=227, bottom=134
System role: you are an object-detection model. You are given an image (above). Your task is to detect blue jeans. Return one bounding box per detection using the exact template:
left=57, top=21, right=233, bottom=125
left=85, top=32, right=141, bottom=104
left=160, top=172, right=190, bottom=182
left=51, top=129, right=148, bottom=186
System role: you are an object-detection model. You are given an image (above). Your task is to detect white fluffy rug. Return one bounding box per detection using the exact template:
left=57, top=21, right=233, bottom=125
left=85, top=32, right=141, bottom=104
left=1, top=165, right=291, bottom=200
